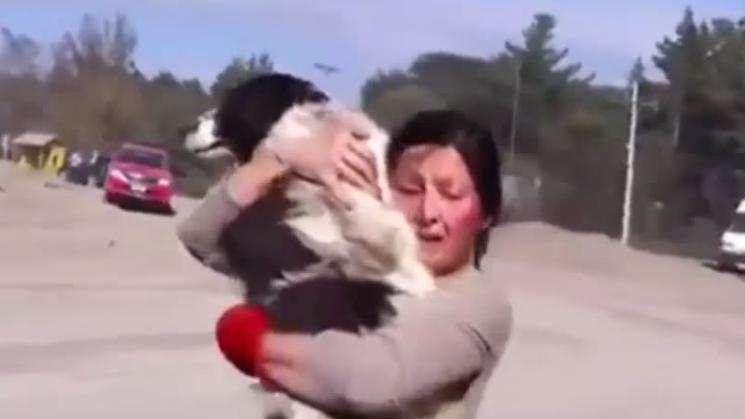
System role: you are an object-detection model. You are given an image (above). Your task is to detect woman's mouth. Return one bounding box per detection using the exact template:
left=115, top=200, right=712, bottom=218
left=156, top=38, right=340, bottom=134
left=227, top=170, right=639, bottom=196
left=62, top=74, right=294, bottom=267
left=418, top=232, right=444, bottom=243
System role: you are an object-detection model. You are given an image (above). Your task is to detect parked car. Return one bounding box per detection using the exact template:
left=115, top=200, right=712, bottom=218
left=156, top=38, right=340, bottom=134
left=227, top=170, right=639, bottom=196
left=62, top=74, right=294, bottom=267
left=103, top=142, right=175, bottom=214
left=63, top=151, right=89, bottom=185
left=64, top=151, right=110, bottom=187
left=89, top=154, right=111, bottom=187
left=717, top=198, right=745, bottom=271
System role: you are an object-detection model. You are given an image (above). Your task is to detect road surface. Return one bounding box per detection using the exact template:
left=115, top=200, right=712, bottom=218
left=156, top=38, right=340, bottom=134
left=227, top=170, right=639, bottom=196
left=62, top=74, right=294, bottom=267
left=1, top=162, right=744, bottom=418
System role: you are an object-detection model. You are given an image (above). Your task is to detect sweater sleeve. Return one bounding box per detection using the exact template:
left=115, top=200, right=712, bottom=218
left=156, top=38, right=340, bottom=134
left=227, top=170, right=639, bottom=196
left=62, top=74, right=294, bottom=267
left=176, top=178, right=323, bottom=286
left=303, top=275, right=513, bottom=416
left=176, top=179, right=242, bottom=277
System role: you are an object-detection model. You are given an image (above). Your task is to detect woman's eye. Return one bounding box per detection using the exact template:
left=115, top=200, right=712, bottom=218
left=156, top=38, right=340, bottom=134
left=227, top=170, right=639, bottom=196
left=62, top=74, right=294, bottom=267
left=440, top=187, right=465, bottom=200
left=396, top=185, right=421, bottom=194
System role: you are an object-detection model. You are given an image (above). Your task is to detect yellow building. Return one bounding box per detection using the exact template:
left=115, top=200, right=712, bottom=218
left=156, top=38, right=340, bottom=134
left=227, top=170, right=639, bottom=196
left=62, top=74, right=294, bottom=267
left=11, top=132, right=68, bottom=176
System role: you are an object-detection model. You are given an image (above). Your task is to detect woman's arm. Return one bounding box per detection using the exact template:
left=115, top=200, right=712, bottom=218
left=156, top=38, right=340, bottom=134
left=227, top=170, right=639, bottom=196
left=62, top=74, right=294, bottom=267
left=261, top=276, right=513, bottom=416
left=177, top=127, right=379, bottom=278
left=176, top=156, right=288, bottom=276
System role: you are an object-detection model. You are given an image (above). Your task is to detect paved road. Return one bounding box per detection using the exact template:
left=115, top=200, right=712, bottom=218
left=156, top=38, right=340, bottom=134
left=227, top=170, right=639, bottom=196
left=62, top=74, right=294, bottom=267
left=1, top=166, right=744, bottom=418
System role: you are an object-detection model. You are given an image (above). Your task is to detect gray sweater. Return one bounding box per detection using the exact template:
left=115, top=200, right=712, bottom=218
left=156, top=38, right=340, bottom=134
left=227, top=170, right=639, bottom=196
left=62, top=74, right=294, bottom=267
left=176, top=182, right=513, bottom=419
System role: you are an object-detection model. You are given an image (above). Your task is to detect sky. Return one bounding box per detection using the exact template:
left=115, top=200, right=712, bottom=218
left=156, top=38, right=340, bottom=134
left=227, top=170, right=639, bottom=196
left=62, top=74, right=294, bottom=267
left=0, top=0, right=742, bottom=104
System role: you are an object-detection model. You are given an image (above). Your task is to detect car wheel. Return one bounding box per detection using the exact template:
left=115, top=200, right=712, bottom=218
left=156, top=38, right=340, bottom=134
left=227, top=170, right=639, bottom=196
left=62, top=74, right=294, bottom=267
left=163, top=204, right=176, bottom=216
left=715, top=255, right=736, bottom=272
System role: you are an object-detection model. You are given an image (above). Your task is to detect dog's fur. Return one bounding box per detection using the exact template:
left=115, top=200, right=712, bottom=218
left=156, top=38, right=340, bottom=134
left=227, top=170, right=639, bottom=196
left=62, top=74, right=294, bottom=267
left=262, top=102, right=435, bottom=294
left=182, top=74, right=435, bottom=418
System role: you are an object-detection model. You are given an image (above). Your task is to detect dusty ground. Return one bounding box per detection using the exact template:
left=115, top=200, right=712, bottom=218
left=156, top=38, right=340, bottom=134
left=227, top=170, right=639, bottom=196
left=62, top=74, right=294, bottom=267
left=1, top=161, right=744, bottom=419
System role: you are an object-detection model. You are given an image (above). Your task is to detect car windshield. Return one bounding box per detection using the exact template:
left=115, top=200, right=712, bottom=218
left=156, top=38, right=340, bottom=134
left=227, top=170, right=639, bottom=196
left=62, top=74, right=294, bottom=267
left=116, top=148, right=166, bottom=169
left=728, top=213, right=745, bottom=233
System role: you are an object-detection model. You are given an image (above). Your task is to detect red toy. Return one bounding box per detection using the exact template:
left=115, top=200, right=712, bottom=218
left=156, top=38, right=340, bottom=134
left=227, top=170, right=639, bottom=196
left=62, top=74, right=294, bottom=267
left=215, top=304, right=271, bottom=381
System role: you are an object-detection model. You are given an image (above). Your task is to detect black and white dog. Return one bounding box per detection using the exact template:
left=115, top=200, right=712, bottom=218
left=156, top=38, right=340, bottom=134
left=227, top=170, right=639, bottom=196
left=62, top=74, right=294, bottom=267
left=183, top=74, right=434, bottom=418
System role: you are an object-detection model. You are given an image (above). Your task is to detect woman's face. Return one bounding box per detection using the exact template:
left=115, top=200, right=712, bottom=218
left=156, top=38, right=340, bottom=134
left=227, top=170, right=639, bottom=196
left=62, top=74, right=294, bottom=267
left=390, top=145, right=485, bottom=278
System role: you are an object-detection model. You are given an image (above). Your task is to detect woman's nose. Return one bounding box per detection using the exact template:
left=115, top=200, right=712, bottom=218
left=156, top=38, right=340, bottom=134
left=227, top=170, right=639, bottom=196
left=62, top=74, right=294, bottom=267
left=421, top=188, right=442, bottom=224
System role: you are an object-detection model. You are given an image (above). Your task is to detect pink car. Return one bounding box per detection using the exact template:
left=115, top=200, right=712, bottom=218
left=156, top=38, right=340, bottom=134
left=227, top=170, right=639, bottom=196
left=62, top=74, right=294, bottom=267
left=103, top=143, right=175, bottom=214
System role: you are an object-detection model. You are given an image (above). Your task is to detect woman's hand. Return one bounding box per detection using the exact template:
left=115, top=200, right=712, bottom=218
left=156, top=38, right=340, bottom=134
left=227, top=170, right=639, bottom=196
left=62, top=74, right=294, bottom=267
left=225, top=148, right=290, bottom=207
left=323, top=129, right=382, bottom=208
left=271, top=125, right=382, bottom=208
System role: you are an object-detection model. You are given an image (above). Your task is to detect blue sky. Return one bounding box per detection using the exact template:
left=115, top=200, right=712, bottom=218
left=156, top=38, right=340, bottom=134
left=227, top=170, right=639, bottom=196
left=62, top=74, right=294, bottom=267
left=1, top=0, right=742, bottom=104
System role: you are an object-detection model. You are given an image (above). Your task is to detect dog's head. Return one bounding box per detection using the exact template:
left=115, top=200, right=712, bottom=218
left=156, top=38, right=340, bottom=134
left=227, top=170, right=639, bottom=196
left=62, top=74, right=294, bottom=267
left=183, top=73, right=329, bottom=163
left=183, top=108, right=226, bottom=159
left=265, top=102, right=391, bottom=186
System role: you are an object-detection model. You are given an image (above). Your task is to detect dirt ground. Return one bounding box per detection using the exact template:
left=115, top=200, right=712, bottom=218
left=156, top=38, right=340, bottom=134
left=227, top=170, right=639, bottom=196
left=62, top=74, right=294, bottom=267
left=1, top=161, right=744, bottom=419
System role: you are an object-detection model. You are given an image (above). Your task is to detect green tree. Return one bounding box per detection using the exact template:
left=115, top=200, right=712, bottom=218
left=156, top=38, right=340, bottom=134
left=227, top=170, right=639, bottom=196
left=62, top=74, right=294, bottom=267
left=47, top=13, right=146, bottom=148
left=146, top=71, right=211, bottom=144
left=652, top=9, right=745, bottom=229
left=628, top=56, right=645, bottom=85
left=3, top=8, right=745, bottom=247
left=210, top=54, right=274, bottom=101
left=0, top=28, right=45, bottom=132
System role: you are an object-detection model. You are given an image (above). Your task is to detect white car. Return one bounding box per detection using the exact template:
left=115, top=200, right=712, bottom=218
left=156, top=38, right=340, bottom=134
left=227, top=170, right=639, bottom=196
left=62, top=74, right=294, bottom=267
left=717, top=200, right=745, bottom=270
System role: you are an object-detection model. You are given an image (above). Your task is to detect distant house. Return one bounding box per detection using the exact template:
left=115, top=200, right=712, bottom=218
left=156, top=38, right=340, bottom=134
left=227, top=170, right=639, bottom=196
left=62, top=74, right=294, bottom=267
left=11, top=131, right=68, bottom=176
left=1, top=133, right=10, bottom=160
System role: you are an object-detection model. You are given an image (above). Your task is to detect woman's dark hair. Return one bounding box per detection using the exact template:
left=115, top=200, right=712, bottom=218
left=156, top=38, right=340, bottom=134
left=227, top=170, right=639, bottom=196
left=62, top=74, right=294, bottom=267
left=386, top=109, right=503, bottom=268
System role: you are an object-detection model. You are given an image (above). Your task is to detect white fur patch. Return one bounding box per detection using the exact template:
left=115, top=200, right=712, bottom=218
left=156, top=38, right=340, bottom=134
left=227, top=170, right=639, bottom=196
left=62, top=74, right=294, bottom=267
left=183, top=108, right=234, bottom=159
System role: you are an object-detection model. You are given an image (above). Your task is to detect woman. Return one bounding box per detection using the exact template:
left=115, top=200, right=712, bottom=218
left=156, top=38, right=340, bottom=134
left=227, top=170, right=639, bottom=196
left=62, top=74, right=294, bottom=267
left=177, top=109, right=512, bottom=419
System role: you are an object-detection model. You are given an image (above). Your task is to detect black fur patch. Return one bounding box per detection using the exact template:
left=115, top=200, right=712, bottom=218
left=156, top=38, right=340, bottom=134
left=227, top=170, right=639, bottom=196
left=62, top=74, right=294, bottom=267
left=261, top=278, right=399, bottom=335
left=218, top=192, right=400, bottom=335
left=218, top=191, right=320, bottom=300
left=216, top=73, right=328, bottom=162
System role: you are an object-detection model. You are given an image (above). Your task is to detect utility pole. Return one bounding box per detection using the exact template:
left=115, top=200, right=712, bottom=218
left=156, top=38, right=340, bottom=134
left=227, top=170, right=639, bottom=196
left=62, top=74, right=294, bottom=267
left=508, top=59, right=522, bottom=167
left=621, top=80, right=639, bottom=246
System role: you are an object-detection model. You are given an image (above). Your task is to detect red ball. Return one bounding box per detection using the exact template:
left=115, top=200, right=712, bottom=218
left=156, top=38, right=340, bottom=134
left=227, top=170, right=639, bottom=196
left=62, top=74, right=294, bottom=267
left=215, top=303, right=270, bottom=377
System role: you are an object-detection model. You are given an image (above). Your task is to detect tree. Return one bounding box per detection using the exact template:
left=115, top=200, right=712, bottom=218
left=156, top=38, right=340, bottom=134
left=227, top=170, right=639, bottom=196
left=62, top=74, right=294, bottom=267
left=0, top=28, right=45, bottom=132
left=146, top=71, right=212, bottom=144
left=47, top=13, right=146, bottom=148
left=358, top=13, right=629, bottom=233
left=505, top=13, right=589, bottom=87
left=0, top=27, right=42, bottom=76
left=2, top=9, right=745, bottom=246
left=652, top=7, right=716, bottom=153
left=628, top=56, right=645, bottom=85
left=360, top=70, right=416, bottom=112
left=650, top=8, right=745, bottom=228
left=504, top=13, right=593, bottom=154
left=210, top=54, right=274, bottom=100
